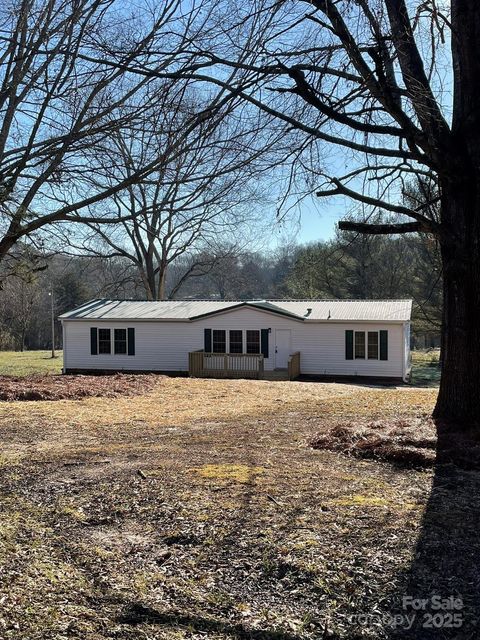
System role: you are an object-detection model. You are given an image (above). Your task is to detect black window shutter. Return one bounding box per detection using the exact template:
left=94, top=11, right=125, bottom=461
left=380, top=330, right=388, bottom=360
left=261, top=329, right=269, bottom=358
left=90, top=327, right=98, bottom=355
left=345, top=330, right=353, bottom=360
left=128, top=328, right=135, bottom=355
left=204, top=328, right=212, bottom=352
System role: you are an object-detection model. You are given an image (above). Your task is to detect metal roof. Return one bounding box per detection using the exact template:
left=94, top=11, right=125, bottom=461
left=59, top=299, right=412, bottom=322
left=276, top=300, right=413, bottom=322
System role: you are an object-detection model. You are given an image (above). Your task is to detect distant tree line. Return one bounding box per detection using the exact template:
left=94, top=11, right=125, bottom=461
left=0, top=231, right=441, bottom=352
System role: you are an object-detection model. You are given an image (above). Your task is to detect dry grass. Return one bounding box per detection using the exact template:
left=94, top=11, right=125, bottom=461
left=0, top=377, right=436, bottom=465
left=0, top=376, right=435, bottom=427
left=4, top=375, right=474, bottom=640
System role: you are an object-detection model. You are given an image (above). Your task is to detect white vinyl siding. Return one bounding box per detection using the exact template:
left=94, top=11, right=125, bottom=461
left=62, top=306, right=406, bottom=377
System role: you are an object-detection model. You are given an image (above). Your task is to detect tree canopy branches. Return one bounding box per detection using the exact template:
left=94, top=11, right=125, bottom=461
left=114, top=0, right=450, bottom=237
left=0, top=0, right=256, bottom=267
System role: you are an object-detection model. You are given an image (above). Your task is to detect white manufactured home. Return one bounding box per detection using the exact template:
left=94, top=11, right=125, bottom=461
left=59, top=299, right=412, bottom=382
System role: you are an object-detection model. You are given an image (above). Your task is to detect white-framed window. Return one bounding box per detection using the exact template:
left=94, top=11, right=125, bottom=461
left=114, top=328, right=128, bottom=354
left=346, top=329, right=387, bottom=361
left=208, top=328, right=265, bottom=356
left=229, top=330, right=243, bottom=353
left=246, top=330, right=260, bottom=354
left=354, top=331, right=381, bottom=359
left=354, top=331, right=365, bottom=359
left=367, top=331, right=379, bottom=359
left=91, top=327, right=135, bottom=356
left=98, top=328, right=111, bottom=354
left=212, top=329, right=226, bottom=353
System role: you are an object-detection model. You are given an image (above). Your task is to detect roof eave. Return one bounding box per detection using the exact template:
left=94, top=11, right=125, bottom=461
left=60, top=316, right=191, bottom=322
left=61, top=316, right=410, bottom=323
left=304, top=318, right=409, bottom=323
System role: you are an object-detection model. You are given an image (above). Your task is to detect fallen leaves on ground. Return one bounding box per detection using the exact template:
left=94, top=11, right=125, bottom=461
left=310, top=417, right=437, bottom=468
left=0, top=373, right=158, bottom=401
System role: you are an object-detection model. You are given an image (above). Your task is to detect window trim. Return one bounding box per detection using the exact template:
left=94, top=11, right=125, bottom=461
left=246, top=329, right=261, bottom=355
left=98, top=328, right=112, bottom=355
left=114, top=328, right=128, bottom=355
left=212, top=329, right=227, bottom=354
left=354, top=330, right=366, bottom=360
left=209, top=328, right=263, bottom=355
left=229, top=329, right=243, bottom=354
left=346, top=329, right=388, bottom=362
left=92, top=327, right=135, bottom=356
left=367, top=331, right=379, bottom=360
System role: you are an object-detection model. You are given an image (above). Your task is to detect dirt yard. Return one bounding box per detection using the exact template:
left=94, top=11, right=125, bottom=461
left=1, top=375, right=478, bottom=639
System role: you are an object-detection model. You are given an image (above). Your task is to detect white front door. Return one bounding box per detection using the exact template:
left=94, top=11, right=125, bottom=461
left=275, top=329, right=291, bottom=369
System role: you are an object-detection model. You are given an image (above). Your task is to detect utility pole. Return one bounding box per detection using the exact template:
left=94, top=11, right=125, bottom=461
left=48, top=290, right=55, bottom=358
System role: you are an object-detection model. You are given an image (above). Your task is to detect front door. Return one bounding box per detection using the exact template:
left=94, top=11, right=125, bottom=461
left=275, top=329, right=291, bottom=369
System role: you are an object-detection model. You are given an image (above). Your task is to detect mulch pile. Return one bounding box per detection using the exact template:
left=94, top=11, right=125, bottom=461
left=0, top=374, right=159, bottom=401
left=311, top=417, right=437, bottom=468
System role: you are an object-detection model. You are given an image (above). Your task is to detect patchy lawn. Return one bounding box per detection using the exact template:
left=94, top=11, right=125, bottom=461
left=0, top=350, right=63, bottom=376
left=1, top=375, right=478, bottom=639
left=409, top=349, right=441, bottom=387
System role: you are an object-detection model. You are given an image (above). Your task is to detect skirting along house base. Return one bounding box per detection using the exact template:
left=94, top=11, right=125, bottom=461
left=59, top=299, right=412, bottom=382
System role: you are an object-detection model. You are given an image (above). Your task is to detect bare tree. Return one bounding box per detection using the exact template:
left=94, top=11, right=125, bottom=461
left=129, top=0, right=478, bottom=428
left=76, top=90, right=274, bottom=300
left=0, top=271, right=40, bottom=351
left=0, top=0, right=242, bottom=274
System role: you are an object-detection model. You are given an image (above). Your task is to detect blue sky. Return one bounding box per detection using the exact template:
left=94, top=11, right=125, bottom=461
left=268, top=192, right=348, bottom=247
left=296, top=200, right=344, bottom=243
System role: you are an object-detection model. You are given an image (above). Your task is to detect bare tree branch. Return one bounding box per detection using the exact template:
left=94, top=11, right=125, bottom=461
left=338, top=220, right=425, bottom=235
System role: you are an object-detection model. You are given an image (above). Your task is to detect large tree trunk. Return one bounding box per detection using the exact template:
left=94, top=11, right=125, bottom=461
left=434, top=0, right=480, bottom=428
left=433, top=181, right=480, bottom=427
left=139, top=269, right=155, bottom=301
left=434, top=1, right=480, bottom=427
left=157, top=267, right=167, bottom=300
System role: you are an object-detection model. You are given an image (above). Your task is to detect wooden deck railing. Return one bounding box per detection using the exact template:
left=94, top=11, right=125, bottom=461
left=188, top=350, right=205, bottom=377
left=288, top=352, right=301, bottom=380
left=189, top=350, right=265, bottom=379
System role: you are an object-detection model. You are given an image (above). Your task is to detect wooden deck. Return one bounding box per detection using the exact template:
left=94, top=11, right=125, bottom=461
left=288, top=352, right=301, bottom=381
left=263, top=370, right=289, bottom=381
left=188, top=351, right=301, bottom=381
left=189, top=351, right=264, bottom=379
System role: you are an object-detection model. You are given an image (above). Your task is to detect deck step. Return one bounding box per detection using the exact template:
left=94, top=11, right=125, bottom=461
left=262, top=370, right=290, bottom=381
